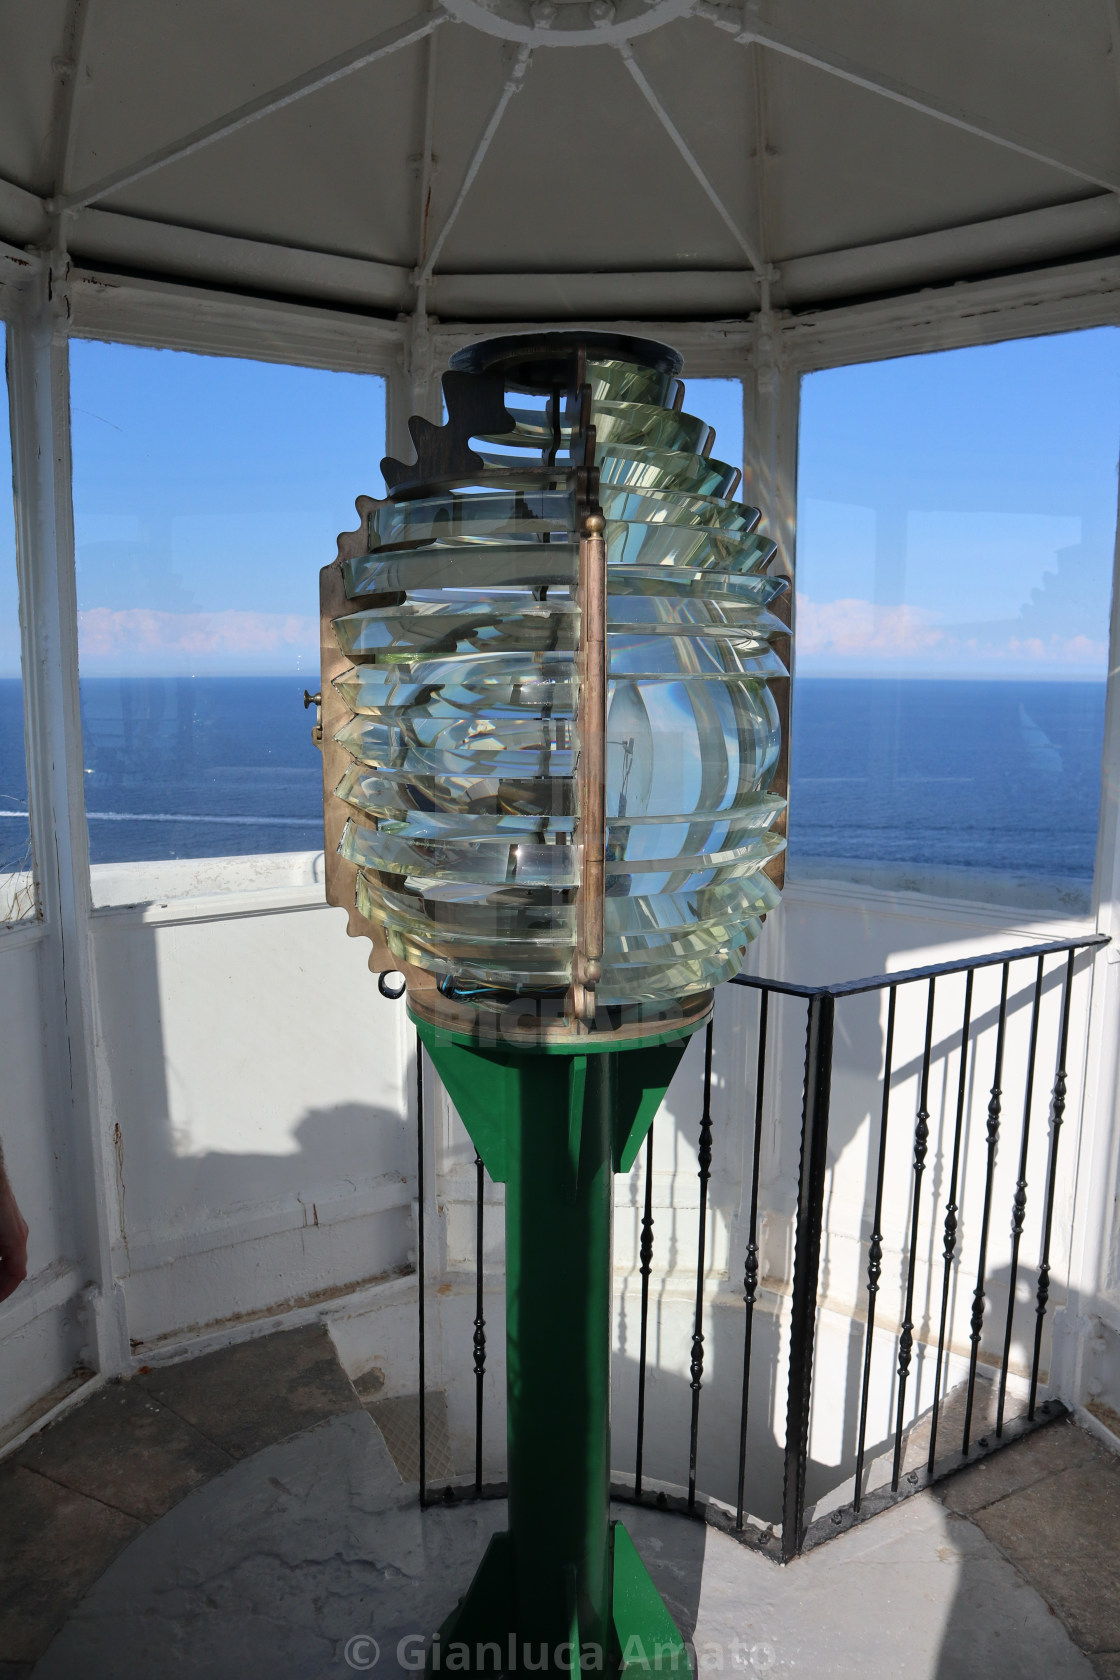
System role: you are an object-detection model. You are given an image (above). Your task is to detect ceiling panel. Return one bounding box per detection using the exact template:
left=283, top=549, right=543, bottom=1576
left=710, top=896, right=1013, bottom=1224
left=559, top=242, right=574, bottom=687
left=769, top=0, right=1120, bottom=189
left=434, top=28, right=758, bottom=273
left=82, top=34, right=434, bottom=266
left=0, top=0, right=1116, bottom=317
left=760, top=48, right=1101, bottom=263
left=61, top=0, right=426, bottom=199
left=0, top=0, right=70, bottom=195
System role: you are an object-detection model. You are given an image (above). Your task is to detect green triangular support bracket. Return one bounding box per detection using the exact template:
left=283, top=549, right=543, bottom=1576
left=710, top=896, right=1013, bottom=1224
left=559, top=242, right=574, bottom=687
left=415, top=1020, right=693, bottom=1188
left=613, top=1523, right=692, bottom=1676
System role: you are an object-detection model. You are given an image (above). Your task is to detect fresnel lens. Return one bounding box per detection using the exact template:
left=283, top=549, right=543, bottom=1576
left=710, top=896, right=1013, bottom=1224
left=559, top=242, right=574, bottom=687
left=318, top=332, right=788, bottom=1676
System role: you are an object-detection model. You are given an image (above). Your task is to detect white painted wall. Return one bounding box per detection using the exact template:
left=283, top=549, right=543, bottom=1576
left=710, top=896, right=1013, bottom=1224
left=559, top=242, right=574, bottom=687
left=0, top=927, right=89, bottom=1437
left=88, top=886, right=413, bottom=1348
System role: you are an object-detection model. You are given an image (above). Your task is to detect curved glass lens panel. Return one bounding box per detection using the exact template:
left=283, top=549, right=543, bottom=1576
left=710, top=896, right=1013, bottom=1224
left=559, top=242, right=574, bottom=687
left=328, top=346, right=788, bottom=1005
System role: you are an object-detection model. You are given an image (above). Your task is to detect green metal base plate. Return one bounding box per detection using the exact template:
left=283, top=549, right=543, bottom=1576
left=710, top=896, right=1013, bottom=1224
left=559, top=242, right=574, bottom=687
left=612, top=1524, right=691, bottom=1676
left=426, top=1522, right=691, bottom=1677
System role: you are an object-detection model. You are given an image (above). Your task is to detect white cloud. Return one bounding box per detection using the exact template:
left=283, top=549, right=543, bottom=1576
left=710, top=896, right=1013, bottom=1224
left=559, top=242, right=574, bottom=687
left=796, top=594, right=1108, bottom=675
left=796, top=596, right=944, bottom=657
left=79, top=607, right=318, bottom=662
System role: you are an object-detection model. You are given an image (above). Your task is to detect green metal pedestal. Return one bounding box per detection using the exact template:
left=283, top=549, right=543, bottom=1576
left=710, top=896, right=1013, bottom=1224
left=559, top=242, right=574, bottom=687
left=414, top=1014, right=702, bottom=1677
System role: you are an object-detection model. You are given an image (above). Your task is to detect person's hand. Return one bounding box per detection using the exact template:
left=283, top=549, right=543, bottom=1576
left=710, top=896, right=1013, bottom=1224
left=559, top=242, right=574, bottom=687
left=0, top=1169, right=29, bottom=1303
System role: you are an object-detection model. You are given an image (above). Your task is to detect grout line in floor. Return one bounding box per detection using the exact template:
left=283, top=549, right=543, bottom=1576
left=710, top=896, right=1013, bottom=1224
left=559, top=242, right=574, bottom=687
left=12, top=1462, right=145, bottom=1526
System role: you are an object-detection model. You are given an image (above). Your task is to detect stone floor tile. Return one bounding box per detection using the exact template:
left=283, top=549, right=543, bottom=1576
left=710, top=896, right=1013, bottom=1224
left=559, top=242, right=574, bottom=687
left=0, top=1464, right=139, bottom=1666
left=938, top=1416, right=1101, bottom=1517
left=29, top=1422, right=1097, bottom=1680
left=31, top=1411, right=491, bottom=1680
left=970, top=1449, right=1120, bottom=1656
left=134, top=1323, right=360, bottom=1459
left=368, top=1391, right=454, bottom=1483
left=1090, top=1656, right=1120, bottom=1679
left=14, top=1379, right=233, bottom=1525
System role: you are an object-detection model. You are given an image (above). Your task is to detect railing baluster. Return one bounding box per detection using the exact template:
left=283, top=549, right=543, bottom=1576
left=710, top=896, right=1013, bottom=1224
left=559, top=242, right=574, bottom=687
left=687, top=1018, right=715, bottom=1514
left=473, top=1149, right=486, bottom=1496
left=1030, top=948, right=1076, bottom=1418
left=963, top=961, right=1010, bottom=1453
left=634, top=1122, right=655, bottom=1499
left=892, top=978, right=936, bottom=1490
left=854, top=985, right=896, bottom=1511
left=416, top=1031, right=427, bottom=1508
left=736, top=988, right=769, bottom=1530
left=781, top=991, right=834, bottom=1561
left=928, top=968, right=974, bottom=1472
left=996, top=955, right=1044, bottom=1436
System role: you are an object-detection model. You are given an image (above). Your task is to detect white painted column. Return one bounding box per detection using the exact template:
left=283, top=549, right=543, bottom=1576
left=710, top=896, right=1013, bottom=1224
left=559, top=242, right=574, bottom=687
left=7, top=261, right=129, bottom=1376
left=725, top=313, right=802, bottom=1273
left=740, top=302, right=799, bottom=992
left=1055, top=447, right=1120, bottom=1420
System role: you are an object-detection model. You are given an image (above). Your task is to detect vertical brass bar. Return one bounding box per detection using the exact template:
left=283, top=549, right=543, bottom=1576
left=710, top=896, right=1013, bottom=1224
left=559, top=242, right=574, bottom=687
left=573, top=501, right=607, bottom=1024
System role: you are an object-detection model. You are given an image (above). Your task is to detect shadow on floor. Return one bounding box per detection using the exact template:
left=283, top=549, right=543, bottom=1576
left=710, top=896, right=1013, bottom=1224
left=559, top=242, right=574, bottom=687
left=2, top=1325, right=1118, bottom=1680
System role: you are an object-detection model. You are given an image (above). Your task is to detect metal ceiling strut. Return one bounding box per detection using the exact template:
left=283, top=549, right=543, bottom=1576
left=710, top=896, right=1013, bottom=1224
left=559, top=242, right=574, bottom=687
left=415, top=24, right=441, bottom=283
left=618, top=42, right=766, bottom=274
left=414, top=45, right=533, bottom=288
left=697, top=3, right=1120, bottom=195
left=51, top=10, right=448, bottom=215
left=48, top=0, right=95, bottom=209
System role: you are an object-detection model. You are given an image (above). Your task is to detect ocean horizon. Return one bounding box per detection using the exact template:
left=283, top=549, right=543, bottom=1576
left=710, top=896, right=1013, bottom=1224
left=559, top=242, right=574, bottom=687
left=0, top=676, right=1108, bottom=902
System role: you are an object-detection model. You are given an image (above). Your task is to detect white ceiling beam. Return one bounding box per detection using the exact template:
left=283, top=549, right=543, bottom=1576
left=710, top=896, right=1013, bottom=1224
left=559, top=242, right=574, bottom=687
left=415, top=45, right=532, bottom=287
left=52, top=10, right=448, bottom=215
left=748, top=39, right=771, bottom=272
left=49, top=0, right=95, bottom=208
left=697, top=4, right=1120, bottom=196
left=415, top=26, right=441, bottom=278
left=618, top=42, right=766, bottom=274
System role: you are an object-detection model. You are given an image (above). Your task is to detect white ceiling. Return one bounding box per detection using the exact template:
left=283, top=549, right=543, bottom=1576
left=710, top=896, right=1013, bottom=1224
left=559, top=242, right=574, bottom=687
left=2, top=0, right=1119, bottom=320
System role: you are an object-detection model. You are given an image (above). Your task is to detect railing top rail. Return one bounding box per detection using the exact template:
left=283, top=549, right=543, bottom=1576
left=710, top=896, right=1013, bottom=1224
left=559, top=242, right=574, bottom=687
left=730, top=931, right=1109, bottom=1002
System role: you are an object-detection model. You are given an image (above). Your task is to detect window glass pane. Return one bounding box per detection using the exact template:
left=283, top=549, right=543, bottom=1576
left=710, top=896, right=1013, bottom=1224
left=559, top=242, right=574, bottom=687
left=70, top=342, right=386, bottom=905
left=0, top=324, right=34, bottom=924
left=792, top=330, right=1118, bottom=913
left=685, top=377, right=743, bottom=481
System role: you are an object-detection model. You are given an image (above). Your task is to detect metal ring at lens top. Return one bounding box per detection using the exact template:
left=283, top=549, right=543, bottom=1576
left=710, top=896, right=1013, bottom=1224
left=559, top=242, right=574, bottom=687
left=378, top=971, right=407, bottom=1000
left=441, top=0, right=693, bottom=48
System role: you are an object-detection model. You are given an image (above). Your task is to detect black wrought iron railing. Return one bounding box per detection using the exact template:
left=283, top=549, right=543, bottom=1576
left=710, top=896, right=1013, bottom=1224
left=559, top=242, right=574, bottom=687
left=411, top=929, right=1107, bottom=1562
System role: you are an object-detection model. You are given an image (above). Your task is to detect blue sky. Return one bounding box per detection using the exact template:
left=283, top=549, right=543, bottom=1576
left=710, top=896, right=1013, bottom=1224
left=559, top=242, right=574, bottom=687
left=797, top=328, right=1120, bottom=679
left=67, top=342, right=385, bottom=679
left=0, top=333, right=1116, bottom=680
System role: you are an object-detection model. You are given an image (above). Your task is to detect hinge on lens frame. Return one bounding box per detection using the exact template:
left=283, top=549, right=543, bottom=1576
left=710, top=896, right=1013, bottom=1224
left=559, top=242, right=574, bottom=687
left=567, top=349, right=600, bottom=523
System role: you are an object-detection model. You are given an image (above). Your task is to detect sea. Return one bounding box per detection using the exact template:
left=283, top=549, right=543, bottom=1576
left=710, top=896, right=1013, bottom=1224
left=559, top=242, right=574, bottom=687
left=0, top=676, right=1108, bottom=898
